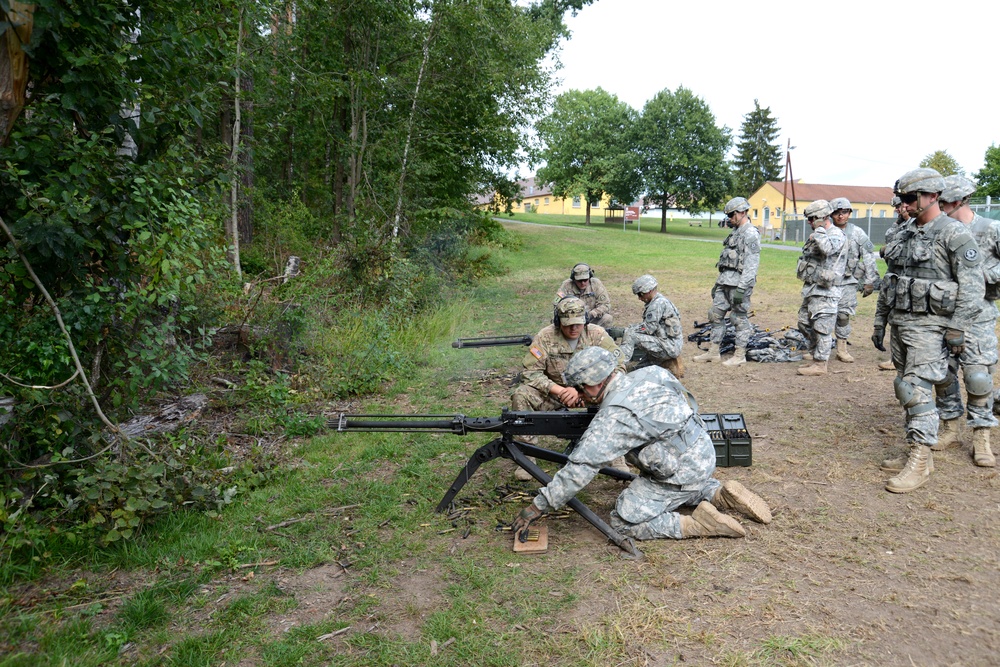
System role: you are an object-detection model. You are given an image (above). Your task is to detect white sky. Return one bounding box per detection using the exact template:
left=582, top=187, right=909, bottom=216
left=551, top=0, right=1000, bottom=188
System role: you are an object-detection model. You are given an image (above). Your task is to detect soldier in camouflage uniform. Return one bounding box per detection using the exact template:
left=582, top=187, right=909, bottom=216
left=874, top=169, right=985, bottom=493
left=511, top=296, right=625, bottom=480
left=794, top=200, right=847, bottom=376
left=693, top=197, right=761, bottom=367
left=618, top=274, right=684, bottom=378
left=875, top=197, right=911, bottom=371
left=510, top=347, right=772, bottom=541
left=828, top=197, right=879, bottom=363
left=555, top=263, right=613, bottom=329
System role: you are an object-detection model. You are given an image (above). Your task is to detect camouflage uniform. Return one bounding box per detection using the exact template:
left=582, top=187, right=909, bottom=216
left=796, top=225, right=847, bottom=361
left=884, top=213, right=985, bottom=447
left=556, top=277, right=613, bottom=328
left=707, top=222, right=761, bottom=348
left=874, top=216, right=909, bottom=368
left=619, top=292, right=683, bottom=364
left=511, top=323, right=625, bottom=411
left=532, top=366, right=720, bottom=540
left=835, top=223, right=880, bottom=341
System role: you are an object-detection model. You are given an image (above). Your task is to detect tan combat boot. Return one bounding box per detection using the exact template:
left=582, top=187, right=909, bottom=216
left=797, top=360, right=828, bottom=376
left=885, top=444, right=933, bottom=493
left=693, top=343, right=721, bottom=363
left=880, top=447, right=935, bottom=474
left=835, top=339, right=854, bottom=363
left=610, top=455, right=631, bottom=475
left=930, top=418, right=962, bottom=451
left=799, top=350, right=814, bottom=362
left=663, top=356, right=685, bottom=378
left=972, top=428, right=996, bottom=467
left=722, top=347, right=747, bottom=367
left=514, top=457, right=537, bottom=481
left=878, top=359, right=895, bottom=371
left=712, top=481, right=772, bottom=523
left=679, top=502, right=746, bottom=538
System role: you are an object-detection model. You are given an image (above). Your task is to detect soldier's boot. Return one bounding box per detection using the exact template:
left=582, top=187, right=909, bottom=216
left=663, top=356, right=685, bottom=378
left=878, top=359, right=896, bottom=371
left=880, top=447, right=935, bottom=474
left=693, top=343, right=721, bottom=363
left=712, top=481, right=772, bottom=524
left=799, top=350, right=814, bottom=362
left=722, top=347, right=747, bottom=367
left=885, top=444, right=933, bottom=494
left=610, top=455, right=631, bottom=475
left=972, top=428, right=996, bottom=468
left=679, top=502, right=746, bottom=538
left=797, top=361, right=828, bottom=376
left=835, top=338, right=855, bottom=363
left=930, top=418, right=963, bottom=451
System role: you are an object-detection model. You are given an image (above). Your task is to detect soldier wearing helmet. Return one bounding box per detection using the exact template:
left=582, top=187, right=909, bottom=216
left=555, top=263, right=613, bottom=328
left=875, top=168, right=985, bottom=493
left=875, top=195, right=914, bottom=371
left=614, top=274, right=685, bottom=378
left=930, top=174, right=999, bottom=468
left=510, top=296, right=626, bottom=480
left=794, top=200, right=847, bottom=376
left=692, top=196, right=761, bottom=367
left=510, top=347, right=772, bottom=541
left=827, top=197, right=879, bottom=364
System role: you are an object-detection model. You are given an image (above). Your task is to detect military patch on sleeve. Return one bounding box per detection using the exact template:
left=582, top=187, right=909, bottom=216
left=958, top=239, right=982, bottom=267
left=747, top=238, right=761, bottom=253
left=529, top=346, right=543, bottom=360
left=864, top=240, right=875, bottom=252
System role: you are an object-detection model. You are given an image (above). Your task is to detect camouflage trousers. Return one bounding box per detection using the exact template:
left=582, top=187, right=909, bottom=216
left=835, top=285, right=859, bottom=340
left=590, top=313, right=613, bottom=329
left=937, top=318, right=998, bottom=428
left=609, top=475, right=721, bottom=540
left=890, top=322, right=951, bottom=447
left=709, top=285, right=753, bottom=348
left=620, top=326, right=682, bottom=364
left=797, top=295, right=838, bottom=361
left=511, top=384, right=564, bottom=412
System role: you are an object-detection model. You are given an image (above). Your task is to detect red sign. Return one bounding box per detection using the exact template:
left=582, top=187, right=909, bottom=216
left=624, top=206, right=640, bottom=221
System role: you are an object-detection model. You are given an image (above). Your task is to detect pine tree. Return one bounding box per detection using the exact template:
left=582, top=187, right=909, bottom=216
left=733, top=100, right=782, bottom=195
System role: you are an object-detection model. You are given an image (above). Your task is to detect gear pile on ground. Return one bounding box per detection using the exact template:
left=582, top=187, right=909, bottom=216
left=687, top=318, right=810, bottom=363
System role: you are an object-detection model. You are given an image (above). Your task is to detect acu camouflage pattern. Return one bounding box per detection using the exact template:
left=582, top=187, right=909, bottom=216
left=706, top=222, right=760, bottom=348
left=796, top=225, right=846, bottom=361
left=556, top=276, right=613, bottom=328
left=835, top=223, right=880, bottom=340
left=619, top=292, right=683, bottom=363
left=532, top=366, right=720, bottom=540
left=511, top=323, right=625, bottom=411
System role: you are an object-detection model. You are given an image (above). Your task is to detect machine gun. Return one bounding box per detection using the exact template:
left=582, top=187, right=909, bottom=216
left=332, top=409, right=643, bottom=558
left=451, top=334, right=533, bottom=349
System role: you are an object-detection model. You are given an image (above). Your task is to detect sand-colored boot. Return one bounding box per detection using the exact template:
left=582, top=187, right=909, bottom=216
left=514, top=457, right=537, bottom=481
left=610, top=455, right=631, bottom=475
left=878, top=360, right=895, bottom=371
left=797, top=360, right=828, bottom=376
left=972, top=428, right=996, bottom=467
left=712, top=481, right=772, bottom=524
left=835, top=338, right=854, bottom=363
left=930, top=418, right=962, bottom=451
left=799, top=350, right=814, bottom=362
left=693, top=343, right=721, bottom=363
left=663, top=355, right=685, bottom=378
left=885, top=444, right=933, bottom=493
left=679, top=502, right=746, bottom=538
left=722, top=347, right=747, bottom=367
left=880, top=447, right=934, bottom=474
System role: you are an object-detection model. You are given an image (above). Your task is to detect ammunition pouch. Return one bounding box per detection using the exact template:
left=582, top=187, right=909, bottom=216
left=892, top=277, right=958, bottom=316
left=796, top=256, right=838, bottom=289
left=717, top=245, right=742, bottom=272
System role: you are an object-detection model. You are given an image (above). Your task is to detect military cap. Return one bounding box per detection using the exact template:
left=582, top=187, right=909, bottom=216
left=556, top=296, right=587, bottom=325
left=571, top=263, right=593, bottom=280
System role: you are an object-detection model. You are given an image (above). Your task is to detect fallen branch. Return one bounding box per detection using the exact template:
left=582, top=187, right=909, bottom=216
left=236, top=560, right=279, bottom=569
left=317, top=626, right=351, bottom=641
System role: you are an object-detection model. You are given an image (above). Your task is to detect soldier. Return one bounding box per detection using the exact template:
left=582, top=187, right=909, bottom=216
left=555, top=263, right=613, bottom=328
left=874, top=168, right=984, bottom=493
left=795, top=200, right=847, bottom=376
left=692, top=197, right=761, bottom=367
left=875, top=196, right=911, bottom=371
left=829, top=197, right=879, bottom=363
left=511, top=296, right=626, bottom=480
left=618, top=274, right=685, bottom=378
left=510, top=347, right=772, bottom=541
left=931, top=175, right=998, bottom=467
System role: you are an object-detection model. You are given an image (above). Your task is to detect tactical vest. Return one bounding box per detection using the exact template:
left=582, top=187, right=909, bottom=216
left=716, top=232, right=744, bottom=272
left=885, top=218, right=959, bottom=316
left=970, top=217, right=1000, bottom=301
left=795, top=236, right=839, bottom=288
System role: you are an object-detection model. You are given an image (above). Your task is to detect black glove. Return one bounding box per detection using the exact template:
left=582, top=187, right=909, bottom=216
left=871, top=326, right=886, bottom=352
left=862, top=283, right=874, bottom=297
left=945, top=328, right=965, bottom=355
left=511, top=504, right=545, bottom=542
left=731, top=288, right=745, bottom=306
left=606, top=327, right=625, bottom=340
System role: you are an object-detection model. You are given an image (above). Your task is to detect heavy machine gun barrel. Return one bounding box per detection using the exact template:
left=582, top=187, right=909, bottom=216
left=451, top=334, right=533, bottom=348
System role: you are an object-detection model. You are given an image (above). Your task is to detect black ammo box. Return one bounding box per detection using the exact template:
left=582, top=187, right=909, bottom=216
left=701, top=413, right=752, bottom=467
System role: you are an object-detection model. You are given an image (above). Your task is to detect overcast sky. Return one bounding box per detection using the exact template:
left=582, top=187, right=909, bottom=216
left=550, top=0, right=999, bottom=189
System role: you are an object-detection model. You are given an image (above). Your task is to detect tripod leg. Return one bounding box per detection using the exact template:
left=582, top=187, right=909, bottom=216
left=435, top=438, right=503, bottom=513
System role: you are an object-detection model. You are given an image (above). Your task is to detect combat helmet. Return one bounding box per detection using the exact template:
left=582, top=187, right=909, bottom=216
left=632, top=274, right=658, bottom=295
left=829, top=197, right=852, bottom=212
left=803, top=199, right=833, bottom=220
left=890, top=195, right=902, bottom=207
left=564, top=346, right=615, bottom=387
left=894, top=168, right=945, bottom=195
left=724, top=197, right=750, bottom=215
left=940, top=175, right=976, bottom=203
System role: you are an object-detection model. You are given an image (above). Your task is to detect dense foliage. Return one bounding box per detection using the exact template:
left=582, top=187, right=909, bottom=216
left=919, top=149, right=964, bottom=177
left=974, top=144, right=1000, bottom=198
left=733, top=99, right=783, bottom=196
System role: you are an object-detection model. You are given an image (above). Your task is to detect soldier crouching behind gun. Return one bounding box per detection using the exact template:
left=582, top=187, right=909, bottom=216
left=510, top=347, right=772, bottom=541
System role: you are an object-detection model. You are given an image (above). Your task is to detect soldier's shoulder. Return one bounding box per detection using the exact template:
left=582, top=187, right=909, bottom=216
left=557, top=279, right=574, bottom=292
left=534, top=324, right=558, bottom=344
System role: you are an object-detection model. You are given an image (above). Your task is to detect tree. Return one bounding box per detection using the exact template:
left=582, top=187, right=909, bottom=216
left=973, top=144, right=1000, bottom=197
left=733, top=99, right=782, bottom=195
left=536, top=88, right=639, bottom=225
left=920, top=150, right=964, bottom=176
left=635, top=86, right=732, bottom=232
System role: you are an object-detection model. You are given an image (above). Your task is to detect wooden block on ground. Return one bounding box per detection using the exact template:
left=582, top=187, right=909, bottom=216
left=512, top=524, right=548, bottom=554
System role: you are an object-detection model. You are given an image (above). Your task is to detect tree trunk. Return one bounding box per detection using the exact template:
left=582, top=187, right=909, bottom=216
left=227, top=9, right=244, bottom=278
left=585, top=200, right=591, bottom=225
left=393, top=22, right=433, bottom=238
left=237, top=70, right=253, bottom=248
left=0, top=2, right=33, bottom=146
left=660, top=195, right=667, bottom=233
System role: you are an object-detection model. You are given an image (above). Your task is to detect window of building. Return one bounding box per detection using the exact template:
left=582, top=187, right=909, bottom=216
left=753, top=209, right=758, bottom=219
left=572, top=196, right=581, bottom=208
left=528, top=185, right=534, bottom=195
left=524, top=202, right=532, bottom=212
left=594, top=199, right=601, bottom=209
left=535, top=198, right=540, bottom=206
left=545, top=197, right=550, bottom=205
left=880, top=209, right=886, bottom=217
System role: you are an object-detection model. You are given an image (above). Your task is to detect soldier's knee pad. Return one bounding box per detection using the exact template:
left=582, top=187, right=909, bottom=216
left=895, top=377, right=934, bottom=415
left=708, top=307, right=725, bottom=324
left=836, top=313, right=850, bottom=328
left=964, top=365, right=994, bottom=402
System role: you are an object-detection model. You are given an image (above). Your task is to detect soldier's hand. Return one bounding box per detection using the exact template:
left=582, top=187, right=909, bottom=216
left=945, top=328, right=965, bottom=355
left=871, top=326, right=886, bottom=352
left=862, top=283, right=874, bottom=297
left=550, top=384, right=582, bottom=408
left=511, top=503, right=544, bottom=542
left=731, top=288, right=745, bottom=306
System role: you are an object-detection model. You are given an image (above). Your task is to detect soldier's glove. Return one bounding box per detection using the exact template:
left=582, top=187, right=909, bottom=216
left=731, top=288, right=745, bottom=306
left=606, top=327, right=625, bottom=340
left=945, top=328, right=965, bottom=356
left=871, top=326, right=886, bottom=352
left=862, top=283, right=874, bottom=297
left=511, top=503, right=545, bottom=542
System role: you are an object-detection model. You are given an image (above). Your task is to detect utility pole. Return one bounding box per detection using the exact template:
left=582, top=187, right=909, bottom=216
left=780, top=139, right=798, bottom=216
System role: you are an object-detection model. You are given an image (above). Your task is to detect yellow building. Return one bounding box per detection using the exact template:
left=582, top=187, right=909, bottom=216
left=746, top=181, right=897, bottom=231
left=475, top=177, right=614, bottom=215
